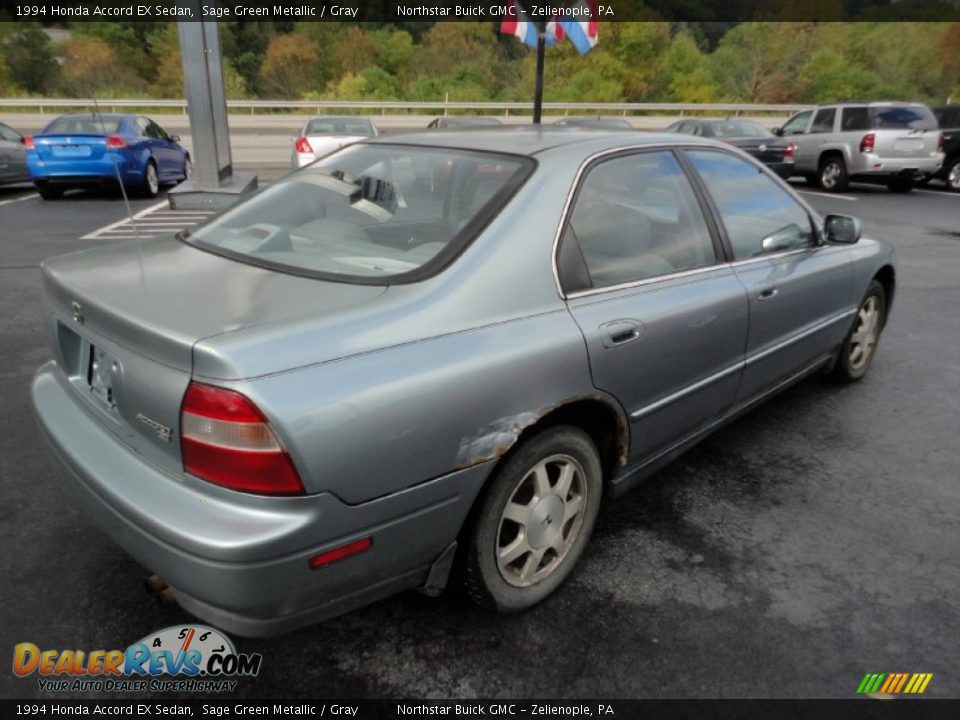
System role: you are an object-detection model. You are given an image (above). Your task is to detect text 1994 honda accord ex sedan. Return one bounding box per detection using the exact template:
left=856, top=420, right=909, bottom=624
left=32, top=129, right=895, bottom=636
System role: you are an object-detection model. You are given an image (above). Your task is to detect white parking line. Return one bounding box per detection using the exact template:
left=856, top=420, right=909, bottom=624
left=798, top=190, right=858, bottom=202
left=80, top=200, right=207, bottom=240
left=0, top=192, right=39, bottom=208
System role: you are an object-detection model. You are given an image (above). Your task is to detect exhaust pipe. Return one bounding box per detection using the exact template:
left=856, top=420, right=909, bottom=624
left=144, top=574, right=177, bottom=606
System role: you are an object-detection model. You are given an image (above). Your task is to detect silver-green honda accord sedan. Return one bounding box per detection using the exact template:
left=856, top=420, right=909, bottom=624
left=32, top=129, right=895, bottom=636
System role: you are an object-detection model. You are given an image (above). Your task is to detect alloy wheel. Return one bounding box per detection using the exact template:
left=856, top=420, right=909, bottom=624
left=948, top=161, right=960, bottom=192
left=821, top=161, right=841, bottom=190
left=849, top=296, right=881, bottom=371
left=146, top=164, right=159, bottom=195
left=496, top=454, right=588, bottom=588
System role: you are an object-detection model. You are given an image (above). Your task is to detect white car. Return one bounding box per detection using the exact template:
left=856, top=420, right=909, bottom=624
left=291, top=116, right=379, bottom=168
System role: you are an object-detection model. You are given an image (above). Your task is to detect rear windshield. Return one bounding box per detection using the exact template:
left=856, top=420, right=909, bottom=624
left=869, top=105, right=937, bottom=130
left=306, top=118, right=374, bottom=136
left=709, top=120, right=771, bottom=138
left=44, top=116, right=122, bottom=134
left=185, top=144, right=533, bottom=283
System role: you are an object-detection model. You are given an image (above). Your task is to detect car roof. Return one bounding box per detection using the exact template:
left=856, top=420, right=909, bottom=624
left=306, top=115, right=371, bottom=122
left=366, top=127, right=716, bottom=158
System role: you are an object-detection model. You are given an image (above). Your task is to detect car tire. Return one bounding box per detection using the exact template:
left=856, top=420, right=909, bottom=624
left=36, top=185, right=63, bottom=200
left=944, top=157, right=960, bottom=193
left=887, top=176, right=914, bottom=194
left=460, top=425, right=602, bottom=613
left=832, top=280, right=886, bottom=383
left=139, top=160, right=160, bottom=198
left=182, top=156, right=192, bottom=183
left=819, top=155, right=849, bottom=193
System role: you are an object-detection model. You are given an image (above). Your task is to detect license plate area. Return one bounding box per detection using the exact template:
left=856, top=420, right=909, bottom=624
left=894, top=138, right=923, bottom=152
left=53, top=144, right=92, bottom=157
left=57, top=322, right=118, bottom=413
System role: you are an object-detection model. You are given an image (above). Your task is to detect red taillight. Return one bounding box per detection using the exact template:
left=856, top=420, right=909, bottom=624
left=938, top=132, right=945, bottom=153
left=294, top=136, right=313, bottom=154
left=784, top=142, right=795, bottom=158
left=180, top=382, right=304, bottom=496
left=859, top=133, right=875, bottom=153
left=23, top=136, right=35, bottom=150
left=309, top=537, right=373, bottom=569
left=105, top=135, right=127, bottom=149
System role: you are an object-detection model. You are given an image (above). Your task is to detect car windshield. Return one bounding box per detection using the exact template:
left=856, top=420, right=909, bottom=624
left=44, top=116, right=122, bottom=134
left=185, top=144, right=532, bottom=283
left=869, top=106, right=937, bottom=130
left=306, top=118, right=374, bottom=136
left=710, top=121, right=771, bottom=138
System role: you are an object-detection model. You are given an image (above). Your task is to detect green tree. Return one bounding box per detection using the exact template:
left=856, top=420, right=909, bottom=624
left=1, top=23, right=59, bottom=94
left=258, top=33, right=326, bottom=98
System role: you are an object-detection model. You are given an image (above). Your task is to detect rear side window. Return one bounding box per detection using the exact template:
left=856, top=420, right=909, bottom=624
left=810, top=108, right=836, bottom=134
left=562, top=150, right=716, bottom=290
left=186, top=144, right=532, bottom=283
left=44, top=116, right=122, bottom=134
left=686, top=150, right=815, bottom=261
left=870, top=105, right=937, bottom=130
left=841, top=107, right=870, bottom=131
left=0, top=123, right=20, bottom=142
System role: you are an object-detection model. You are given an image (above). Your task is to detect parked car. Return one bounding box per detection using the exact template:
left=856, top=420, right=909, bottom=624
left=774, top=102, right=943, bottom=193
left=427, top=117, right=503, bottom=129
left=554, top=116, right=633, bottom=129
left=665, top=118, right=794, bottom=179
left=291, top=116, right=379, bottom=169
left=0, top=121, right=30, bottom=186
left=33, top=129, right=895, bottom=636
left=25, top=113, right=190, bottom=200
left=923, top=105, right=959, bottom=191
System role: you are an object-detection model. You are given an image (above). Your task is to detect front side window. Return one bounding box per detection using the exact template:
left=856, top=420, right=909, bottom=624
left=810, top=108, right=837, bottom=134
left=685, top=150, right=815, bottom=260
left=562, top=151, right=716, bottom=290
left=780, top=111, right=812, bottom=135
left=185, top=144, right=532, bottom=283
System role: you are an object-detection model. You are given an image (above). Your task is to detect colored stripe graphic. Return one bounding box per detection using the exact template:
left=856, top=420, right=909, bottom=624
left=858, top=672, right=933, bottom=694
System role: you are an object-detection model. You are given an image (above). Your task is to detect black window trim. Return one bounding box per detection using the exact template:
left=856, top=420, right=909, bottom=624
left=679, top=146, right=822, bottom=263
left=178, top=142, right=537, bottom=286
left=554, top=145, right=728, bottom=298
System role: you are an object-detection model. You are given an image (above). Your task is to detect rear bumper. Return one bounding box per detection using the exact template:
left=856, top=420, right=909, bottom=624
left=848, top=153, right=943, bottom=178
left=32, top=362, right=491, bottom=636
left=28, top=157, right=143, bottom=185
left=765, top=160, right=795, bottom=179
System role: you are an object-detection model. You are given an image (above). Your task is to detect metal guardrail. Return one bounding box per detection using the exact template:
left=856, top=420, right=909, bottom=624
left=0, top=98, right=810, bottom=116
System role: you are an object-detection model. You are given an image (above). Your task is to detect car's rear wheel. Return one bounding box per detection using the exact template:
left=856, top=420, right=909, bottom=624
left=887, top=176, right=915, bottom=194
left=944, top=157, right=960, bottom=192
left=460, top=426, right=602, bottom=612
left=833, top=280, right=886, bottom=383
left=140, top=160, right=159, bottom=198
left=819, top=155, right=849, bottom=192
left=36, top=185, right=63, bottom=200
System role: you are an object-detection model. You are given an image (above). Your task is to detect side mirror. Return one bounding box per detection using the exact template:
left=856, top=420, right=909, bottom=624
left=772, top=127, right=784, bottom=137
left=170, top=134, right=181, bottom=143
left=824, top=214, right=861, bottom=244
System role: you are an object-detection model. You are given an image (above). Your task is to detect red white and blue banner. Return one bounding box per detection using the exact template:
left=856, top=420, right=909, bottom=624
left=500, top=0, right=538, bottom=47
left=559, top=0, right=600, bottom=54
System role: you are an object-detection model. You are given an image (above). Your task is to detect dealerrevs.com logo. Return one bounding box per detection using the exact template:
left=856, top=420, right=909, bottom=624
left=13, top=625, right=262, bottom=693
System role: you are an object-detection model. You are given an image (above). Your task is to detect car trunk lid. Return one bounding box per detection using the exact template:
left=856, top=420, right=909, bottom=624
left=34, top=133, right=110, bottom=162
left=42, top=237, right=386, bottom=471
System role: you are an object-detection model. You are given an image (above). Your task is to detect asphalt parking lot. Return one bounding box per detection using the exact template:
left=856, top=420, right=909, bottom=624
left=1, top=166, right=958, bottom=699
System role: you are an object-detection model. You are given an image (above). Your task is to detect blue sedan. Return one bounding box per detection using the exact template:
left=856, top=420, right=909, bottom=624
left=26, top=113, right=191, bottom=200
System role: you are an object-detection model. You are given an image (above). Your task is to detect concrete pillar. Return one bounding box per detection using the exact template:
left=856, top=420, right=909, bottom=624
left=168, top=6, right=256, bottom=210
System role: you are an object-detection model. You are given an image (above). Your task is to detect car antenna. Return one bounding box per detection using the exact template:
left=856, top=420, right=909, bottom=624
left=90, top=96, right=141, bottom=242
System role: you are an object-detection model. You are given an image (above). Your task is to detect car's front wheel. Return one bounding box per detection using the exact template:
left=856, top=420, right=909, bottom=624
left=460, top=425, right=602, bottom=612
left=833, top=280, right=886, bottom=383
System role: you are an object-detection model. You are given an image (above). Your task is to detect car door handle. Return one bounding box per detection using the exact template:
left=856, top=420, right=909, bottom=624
left=599, top=319, right=643, bottom=348
left=757, top=284, right=778, bottom=301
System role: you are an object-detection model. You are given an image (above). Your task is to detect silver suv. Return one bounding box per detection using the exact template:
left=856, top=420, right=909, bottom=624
left=776, top=102, right=943, bottom=193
